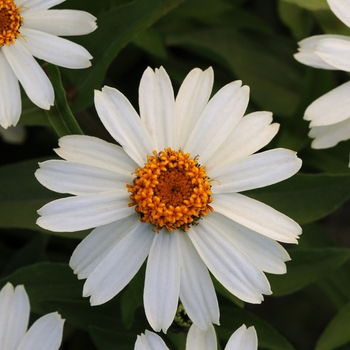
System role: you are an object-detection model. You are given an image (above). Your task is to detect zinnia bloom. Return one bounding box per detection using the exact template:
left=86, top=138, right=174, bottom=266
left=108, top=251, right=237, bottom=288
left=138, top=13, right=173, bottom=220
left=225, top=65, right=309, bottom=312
left=0, top=0, right=97, bottom=128
left=294, top=0, right=350, bottom=155
left=36, top=67, right=302, bottom=332
left=135, top=324, right=257, bottom=350
left=0, top=282, right=64, bottom=350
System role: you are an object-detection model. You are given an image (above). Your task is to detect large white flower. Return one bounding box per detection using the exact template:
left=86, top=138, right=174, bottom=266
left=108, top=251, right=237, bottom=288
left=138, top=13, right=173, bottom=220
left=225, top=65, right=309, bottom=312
left=36, top=66, right=302, bottom=333
left=294, top=0, right=350, bottom=154
left=0, top=282, right=64, bottom=350
left=0, top=0, right=97, bottom=128
left=135, top=324, right=257, bottom=350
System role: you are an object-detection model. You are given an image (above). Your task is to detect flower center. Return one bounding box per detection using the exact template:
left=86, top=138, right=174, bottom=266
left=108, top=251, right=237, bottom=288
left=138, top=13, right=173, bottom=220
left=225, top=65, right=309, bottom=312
left=127, top=148, right=213, bottom=232
left=0, top=0, right=23, bottom=47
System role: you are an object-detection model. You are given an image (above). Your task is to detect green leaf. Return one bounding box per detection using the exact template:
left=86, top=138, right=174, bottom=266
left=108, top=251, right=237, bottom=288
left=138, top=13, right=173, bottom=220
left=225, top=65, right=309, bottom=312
left=0, top=158, right=87, bottom=239
left=268, top=248, right=350, bottom=296
left=316, top=301, right=350, bottom=350
left=246, top=173, right=350, bottom=224
left=279, top=0, right=328, bottom=10
left=168, top=28, right=303, bottom=117
left=65, top=0, right=185, bottom=111
left=45, top=64, right=83, bottom=137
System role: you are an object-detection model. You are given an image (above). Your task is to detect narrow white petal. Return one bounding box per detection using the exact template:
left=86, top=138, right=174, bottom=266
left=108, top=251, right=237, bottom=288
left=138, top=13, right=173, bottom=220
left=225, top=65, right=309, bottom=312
left=186, top=324, right=217, bottom=350
left=36, top=192, right=133, bottom=232
left=178, top=232, right=219, bottom=330
left=55, top=135, right=138, bottom=175
left=184, top=81, right=249, bottom=163
left=206, top=111, right=279, bottom=170
left=70, top=215, right=140, bottom=279
left=23, top=10, right=97, bottom=36
left=0, top=283, right=29, bottom=350
left=210, top=149, right=302, bottom=193
left=16, top=312, right=64, bottom=350
left=19, top=0, right=65, bottom=11
left=174, top=67, right=214, bottom=149
left=83, top=224, right=154, bottom=305
left=225, top=325, right=258, bottom=350
left=144, top=232, right=180, bottom=333
left=309, top=117, right=350, bottom=149
left=208, top=213, right=290, bottom=274
left=94, top=87, right=155, bottom=167
left=294, top=35, right=343, bottom=69
left=134, top=331, right=169, bottom=350
left=0, top=51, right=21, bottom=128
left=36, top=160, right=132, bottom=195
left=139, top=67, right=175, bottom=150
left=2, top=42, right=54, bottom=109
left=316, top=37, right=350, bottom=72
left=213, top=193, right=301, bottom=243
left=189, top=223, right=271, bottom=304
left=304, top=81, right=350, bottom=126
left=20, top=28, right=92, bottom=69
left=327, top=0, right=350, bottom=28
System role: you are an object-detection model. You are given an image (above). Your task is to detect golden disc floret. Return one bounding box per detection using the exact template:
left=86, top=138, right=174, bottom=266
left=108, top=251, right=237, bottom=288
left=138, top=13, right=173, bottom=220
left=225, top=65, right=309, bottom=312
left=127, top=148, right=213, bottom=232
left=0, top=0, right=23, bottom=46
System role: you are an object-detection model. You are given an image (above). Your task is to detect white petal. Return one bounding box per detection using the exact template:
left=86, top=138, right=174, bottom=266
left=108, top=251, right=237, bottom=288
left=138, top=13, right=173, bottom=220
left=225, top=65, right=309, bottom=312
left=0, top=283, right=29, bottom=350
left=210, top=149, right=302, bottom=193
left=135, top=331, right=169, bottom=350
left=327, top=0, right=350, bottom=28
left=225, top=325, right=258, bottom=350
left=70, top=214, right=140, bottom=279
left=206, top=111, right=279, bottom=170
left=208, top=212, right=290, bottom=274
left=16, top=312, right=64, bottom=350
left=186, top=324, right=217, bottom=350
left=184, top=81, right=249, bottom=163
left=35, top=160, right=132, bottom=195
left=189, top=223, right=271, bottom=304
left=0, top=51, right=21, bottom=128
left=36, top=192, right=133, bottom=232
left=316, top=37, right=350, bottom=72
left=178, top=232, right=219, bottom=330
left=19, top=0, right=65, bottom=11
left=20, top=28, right=92, bottom=69
left=83, top=224, right=154, bottom=305
left=174, top=67, right=214, bottom=149
left=139, top=67, right=175, bottom=150
left=144, top=232, right=180, bottom=333
left=23, top=10, right=97, bottom=36
left=2, top=41, right=54, bottom=109
left=294, top=35, right=344, bottom=69
left=304, top=81, right=350, bottom=126
left=94, top=87, right=155, bottom=166
left=309, top=117, right=350, bottom=149
left=55, top=135, right=138, bottom=175
left=213, top=193, right=301, bottom=243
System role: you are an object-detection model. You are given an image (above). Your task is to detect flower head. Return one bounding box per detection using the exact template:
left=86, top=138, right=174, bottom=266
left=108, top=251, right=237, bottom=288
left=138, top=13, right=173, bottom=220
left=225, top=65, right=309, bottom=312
left=0, top=0, right=97, bottom=128
left=294, top=0, right=350, bottom=154
left=0, top=282, right=64, bottom=350
left=36, top=66, right=302, bottom=332
left=135, top=324, right=257, bottom=350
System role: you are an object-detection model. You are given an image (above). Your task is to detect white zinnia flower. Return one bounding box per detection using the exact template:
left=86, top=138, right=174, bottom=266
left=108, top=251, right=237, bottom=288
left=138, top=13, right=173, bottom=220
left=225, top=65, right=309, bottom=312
left=36, top=66, right=302, bottom=333
left=0, top=282, right=64, bottom=350
left=135, top=324, right=257, bottom=350
left=294, top=0, right=350, bottom=154
left=0, top=0, right=97, bottom=128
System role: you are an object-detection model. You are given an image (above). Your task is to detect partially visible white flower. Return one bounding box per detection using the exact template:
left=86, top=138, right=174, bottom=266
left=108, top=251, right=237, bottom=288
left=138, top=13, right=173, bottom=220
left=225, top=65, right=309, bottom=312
left=135, top=324, right=257, bottom=350
left=294, top=0, right=350, bottom=157
left=0, top=0, right=97, bottom=128
left=0, top=125, right=26, bottom=144
left=0, top=282, right=64, bottom=350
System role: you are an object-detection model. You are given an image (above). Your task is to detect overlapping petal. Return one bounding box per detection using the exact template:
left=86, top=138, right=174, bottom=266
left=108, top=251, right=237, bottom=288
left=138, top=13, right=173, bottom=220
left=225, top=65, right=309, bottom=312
left=186, top=324, right=217, bottom=350
left=135, top=330, right=169, bottom=350
left=225, top=325, right=257, bottom=350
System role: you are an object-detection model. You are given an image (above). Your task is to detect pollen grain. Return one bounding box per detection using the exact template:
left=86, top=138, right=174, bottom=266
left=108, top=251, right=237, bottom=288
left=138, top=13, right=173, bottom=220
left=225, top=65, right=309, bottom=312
left=127, top=148, right=213, bottom=232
